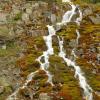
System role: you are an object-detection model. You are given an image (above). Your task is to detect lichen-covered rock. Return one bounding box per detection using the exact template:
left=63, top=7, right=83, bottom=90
left=89, top=15, right=100, bottom=24
left=83, top=7, right=93, bottom=17
left=39, top=93, right=51, bottom=100
left=0, top=13, right=7, bottom=23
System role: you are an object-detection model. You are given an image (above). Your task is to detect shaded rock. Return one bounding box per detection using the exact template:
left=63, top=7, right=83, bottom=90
left=52, top=35, right=59, bottom=45
left=69, top=39, right=77, bottom=48
left=55, top=24, right=62, bottom=31
left=89, top=14, right=100, bottom=24
left=76, top=48, right=84, bottom=57
left=83, top=7, right=93, bottom=17
left=97, top=54, right=100, bottom=62
left=0, top=13, right=7, bottom=23
left=90, top=45, right=97, bottom=53
left=0, top=86, right=4, bottom=94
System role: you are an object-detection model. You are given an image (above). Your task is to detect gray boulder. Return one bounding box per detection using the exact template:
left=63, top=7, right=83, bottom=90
left=89, top=14, right=100, bottom=24
left=0, top=86, right=4, bottom=94
left=0, top=13, right=7, bottom=24
left=50, top=14, right=57, bottom=24
left=83, top=7, right=93, bottom=17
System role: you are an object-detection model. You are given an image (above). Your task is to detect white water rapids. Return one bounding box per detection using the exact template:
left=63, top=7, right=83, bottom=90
left=7, top=0, right=93, bottom=100
left=36, top=25, right=56, bottom=86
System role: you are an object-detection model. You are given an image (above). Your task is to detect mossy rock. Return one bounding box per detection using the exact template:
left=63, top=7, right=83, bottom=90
left=14, top=12, right=22, bottom=21
left=59, top=84, right=82, bottom=100
left=57, top=24, right=77, bottom=40
left=17, top=54, right=40, bottom=71
left=76, top=58, right=100, bottom=92
left=48, top=55, right=82, bottom=100
left=34, top=36, right=46, bottom=50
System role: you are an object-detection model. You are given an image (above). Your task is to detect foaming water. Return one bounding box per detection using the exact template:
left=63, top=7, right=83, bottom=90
left=36, top=25, right=56, bottom=86
left=57, top=36, right=93, bottom=100
left=7, top=25, right=56, bottom=100
left=7, top=0, right=93, bottom=100
left=7, top=70, right=38, bottom=100
left=56, top=0, right=93, bottom=99
left=56, top=1, right=93, bottom=100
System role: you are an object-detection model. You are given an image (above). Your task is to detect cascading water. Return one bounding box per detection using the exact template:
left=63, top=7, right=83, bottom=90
left=7, top=25, right=56, bottom=100
left=7, top=0, right=93, bottom=100
left=7, top=70, right=39, bottom=100
left=36, top=25, right=56, bottom=86
left=57, top=0, right=93, bottom=100
left=57, top=36, right=93, bottom=100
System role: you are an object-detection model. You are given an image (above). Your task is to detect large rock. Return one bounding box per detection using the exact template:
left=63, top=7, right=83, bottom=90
left=50, top=14, right=57, bottom=24
left=22, top=13, right=29, bottom=22
left=39, top=93, right=51, bottom=100
left=83, top=7, right=93, bottom=17
left=0, top=86, right=4, bottom=94
left=25, top=3, right=33, bottom=14
left=0, top=25, right=9, bottom=37
left=12, top=5, right=21, bottom=15
left=0, top=13, right=7, bottom=24
left=89, top=14, right=100, bottom=24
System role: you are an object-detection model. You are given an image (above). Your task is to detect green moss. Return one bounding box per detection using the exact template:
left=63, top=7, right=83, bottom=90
left=76, top=58, right=100, bottom=92
left=81, top=25, right=100, bottom=34
left=0, top=42, right=21, bottom=57
left=14, top=12, right=22, bottom=21
left=88, top=75, right=100, bottom=91
left=57, top=24, right=77, bottom=40
left=40, top=86, right=52, bottom=93
left=49, top=55, right=63, bottom=63
left=0, top=86, right=12, bottom=100
left=25, top=54, right=36, bottom=65
left=33, top=70, right=48, bottom=87
left=48, top=55, right=82, bottom=99
left=60, top=84, right=82, bottom=100
left=0, top=26, right=9, bottom=37
left=53, top=46, right=59, bottom=55
left=34, top=36, right=46, bottom=50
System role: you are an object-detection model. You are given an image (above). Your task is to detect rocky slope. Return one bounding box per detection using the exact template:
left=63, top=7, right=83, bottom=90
left=0, top=0, right=100, bottom=100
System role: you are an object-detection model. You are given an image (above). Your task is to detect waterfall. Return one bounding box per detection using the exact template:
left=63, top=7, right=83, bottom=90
left=36, top=25, right=56, bottom=86
left=57, top=0, right=93, bottom=100
left=7, top=70, right=39, bottom=100
left=57, top=36, right=93, bottom=100
left=7, top=0, right=93, bottom=100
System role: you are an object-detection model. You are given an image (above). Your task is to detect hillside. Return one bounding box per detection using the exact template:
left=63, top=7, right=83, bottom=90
left=0, top=0, right=100, bottom=100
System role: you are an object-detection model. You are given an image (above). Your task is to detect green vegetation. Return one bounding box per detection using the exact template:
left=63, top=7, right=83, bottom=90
left=49, top=55, right=82, bottom=100
left=0, top=41, right=21, bottom=57
left=76, top=58, right=100, bottom=92
left=83, top=0, right=100, bottom=3
left=14, top=12, right=22, bottom=21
